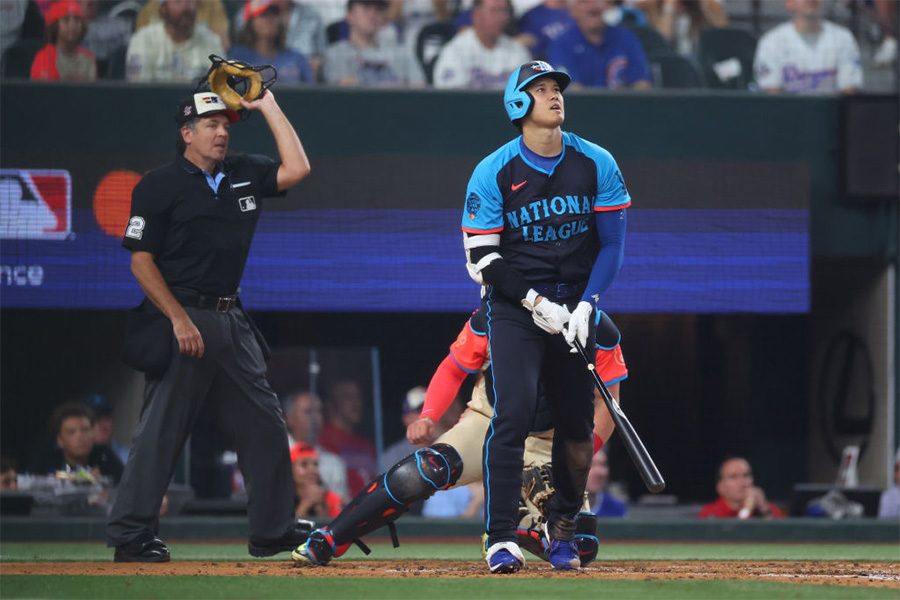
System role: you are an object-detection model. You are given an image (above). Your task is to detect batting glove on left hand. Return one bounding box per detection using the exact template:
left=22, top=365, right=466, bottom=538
left=564, top=301, right=593, bottom=352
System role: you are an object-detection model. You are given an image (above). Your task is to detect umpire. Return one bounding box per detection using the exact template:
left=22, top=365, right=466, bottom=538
left=106, top=89, right=312, bottom=562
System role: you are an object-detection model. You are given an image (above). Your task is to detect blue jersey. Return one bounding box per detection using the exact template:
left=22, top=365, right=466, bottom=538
left=462, top=132, right=630, bottom=286
left=518, top=4, right=576, bottom=58
left=547, top=25, right=650, bottom=88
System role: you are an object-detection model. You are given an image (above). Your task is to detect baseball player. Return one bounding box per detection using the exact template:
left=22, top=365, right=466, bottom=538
left=106, top=88, right=313, bottom=562
left=292, top=307, right=628, bottom=567
left=462, top=61, right=629, bottom=572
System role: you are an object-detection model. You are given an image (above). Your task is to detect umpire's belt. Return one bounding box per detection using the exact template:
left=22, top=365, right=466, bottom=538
left=173, top=290, right=241, bottom=313
left=532, top=282, right=580, bottom=300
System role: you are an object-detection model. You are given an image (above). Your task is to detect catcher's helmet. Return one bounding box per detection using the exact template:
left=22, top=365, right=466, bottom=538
left=503, top=61, right=571, bottom=122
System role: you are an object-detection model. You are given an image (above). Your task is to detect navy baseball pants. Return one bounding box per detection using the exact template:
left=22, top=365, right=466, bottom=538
left=481, top=289, right=595, bottom=547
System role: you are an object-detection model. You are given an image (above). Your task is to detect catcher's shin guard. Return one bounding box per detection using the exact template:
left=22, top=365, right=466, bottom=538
left=327, top=443, right=463, bottom=552
left=574, top=511, right=599, bottom=566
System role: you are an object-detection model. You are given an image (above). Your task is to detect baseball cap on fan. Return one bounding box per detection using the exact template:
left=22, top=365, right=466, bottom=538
left=174, top=93, right=240, bottom=127
left=401, top=386, right=427, bottom=414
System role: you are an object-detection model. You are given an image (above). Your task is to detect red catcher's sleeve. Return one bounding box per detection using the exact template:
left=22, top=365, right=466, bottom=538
left=419, top=354, right=469, bottom=423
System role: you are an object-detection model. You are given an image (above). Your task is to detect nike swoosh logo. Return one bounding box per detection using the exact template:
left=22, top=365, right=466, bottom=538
left=511, top=180, right=527, bottom=191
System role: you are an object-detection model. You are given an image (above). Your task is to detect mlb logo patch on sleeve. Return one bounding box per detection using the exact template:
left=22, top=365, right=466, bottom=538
left=0, top=169, right=71, bottom=240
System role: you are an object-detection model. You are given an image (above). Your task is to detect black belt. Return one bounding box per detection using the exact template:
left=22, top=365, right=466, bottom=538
left=173, top=290, right=241, bottom=313
left=532, top=282, right=580, bottom=300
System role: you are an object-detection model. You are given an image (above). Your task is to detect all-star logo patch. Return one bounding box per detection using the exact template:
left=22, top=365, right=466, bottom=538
left=466, top=192, right=481, bottom=219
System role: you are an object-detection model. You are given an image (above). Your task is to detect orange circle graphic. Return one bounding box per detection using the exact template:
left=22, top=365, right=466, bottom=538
left=93, top=171, right=142, bottom=237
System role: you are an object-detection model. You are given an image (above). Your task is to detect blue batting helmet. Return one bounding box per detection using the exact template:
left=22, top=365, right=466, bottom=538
left=503, top=61, right=571, bottom=122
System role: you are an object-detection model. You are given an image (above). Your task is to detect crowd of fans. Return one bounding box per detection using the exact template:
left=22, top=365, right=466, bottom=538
left=1, top=0, right=895, bottom=91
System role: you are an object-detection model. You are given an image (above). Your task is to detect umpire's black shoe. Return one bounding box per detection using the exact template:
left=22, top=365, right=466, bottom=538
left=248, top=519, right=314, bottom=557
left=114, top=535, right=171, bottom=563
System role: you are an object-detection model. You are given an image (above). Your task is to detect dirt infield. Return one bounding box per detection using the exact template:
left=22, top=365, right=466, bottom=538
left=4, top=561, right=898, bottom=588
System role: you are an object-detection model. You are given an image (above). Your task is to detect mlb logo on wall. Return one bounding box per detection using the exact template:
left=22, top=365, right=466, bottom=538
left=0, top=169, right=72, bottom=240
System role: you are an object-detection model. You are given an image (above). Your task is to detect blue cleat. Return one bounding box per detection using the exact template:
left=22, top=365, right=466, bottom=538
left=485, top=542, right=525, bottom=574
left=548, top=539, right=580, bottom=570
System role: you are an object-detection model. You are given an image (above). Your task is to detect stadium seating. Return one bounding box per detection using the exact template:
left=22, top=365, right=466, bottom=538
left=0, top=38, right=44, bottom=79
left=648, top=54, right=705, bottom=88
left=695, top=27, right=758, bottom=90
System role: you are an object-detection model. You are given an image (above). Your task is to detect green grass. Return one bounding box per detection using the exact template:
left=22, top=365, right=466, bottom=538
left=2, top=542, right=897, bottom=600
left=1, top=575, right=897, bottom=600
left=2, top=541, right=898, bottom=563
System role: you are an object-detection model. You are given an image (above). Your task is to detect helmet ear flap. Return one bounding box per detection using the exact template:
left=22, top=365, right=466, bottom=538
left=523, top=91, right=535, bottom=119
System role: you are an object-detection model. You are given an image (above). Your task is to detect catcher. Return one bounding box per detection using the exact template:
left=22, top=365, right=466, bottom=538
left=292, top=307, right=628, bottom=568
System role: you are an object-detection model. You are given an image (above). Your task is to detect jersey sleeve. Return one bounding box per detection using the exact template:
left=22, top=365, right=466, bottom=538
left=836, top=28, right=863, bottom=91
left=593, top=145, right=631, bottom=211
left=241, top=154, right=285, bottom=198
left=432, top=41, right=466, bottom=89
left=122, top=174, right=170, bottom=254
left=461, top=158, right=504, bottom=233
left=753, top=31, right=782, bottom=90
left=595, top=345, right=628, bottom=386
left=448, top=316, right=489, bottom=373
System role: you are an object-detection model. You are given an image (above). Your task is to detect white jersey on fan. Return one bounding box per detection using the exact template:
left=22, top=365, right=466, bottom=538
left=754, top=20, right=862, bottom=94
left=432, top=28, right=531, bottom=90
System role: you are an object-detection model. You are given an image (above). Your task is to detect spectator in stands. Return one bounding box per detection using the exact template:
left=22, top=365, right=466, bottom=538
left=753, top=0, right=862, bottom=95
left=81, top=394, right=130, bottom=466
left=25, top=401, right=124, bottom=484
left=318, top=379, right=378, bottom=496
left=516, top=0, right=576, bottom=59
left=230, top=0, right=315, bottom=84
left=636, top=0, right=728, bottom=57
left=125, top=0, right=224, bottom=82
left=323, top=0, right=424, bottom=87
left=432, top=0, right=531, bottom=88
left=30, top=1, right=97, bottom=81
left=379, top=386, right=427, bottom=473
left=0, top=457, right=18, bottom=490
left=868, top=0, right=897, bottom=67
left=585, top=448, right=627, bottom=517
left=698, top=457, right=784, bottom=519
left=283, top=390, right=350, bottom=502
left=76, top=0, right=133, bottom=73
left=134, top=0, right=230, bottom=51
left=232, top=1, right=328, bottom=81
left=0, top=0, right=45, bottom=55
left=877, top=448, right=899, bottom=518
left=291, top=442, right=343, bottom=518
left=548, top=0, right=651, bottom=89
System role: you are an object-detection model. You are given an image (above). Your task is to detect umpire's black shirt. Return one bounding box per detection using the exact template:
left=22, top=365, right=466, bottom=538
left=123, top=154, right=283, bottom=297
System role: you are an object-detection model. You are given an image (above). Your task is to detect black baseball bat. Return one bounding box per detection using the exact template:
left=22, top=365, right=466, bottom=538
left=573, top=338, right=666, bottom=494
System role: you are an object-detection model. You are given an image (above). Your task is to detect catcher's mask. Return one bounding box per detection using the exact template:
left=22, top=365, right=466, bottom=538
left=174, top=92, right=240, bottom=127
left=503, top=61, right=570, bottom=124
left=200, top=54, right=277, bottom=120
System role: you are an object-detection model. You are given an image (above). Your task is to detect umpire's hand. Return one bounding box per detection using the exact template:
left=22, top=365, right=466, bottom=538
left=172, top=314, right=204, bottom=357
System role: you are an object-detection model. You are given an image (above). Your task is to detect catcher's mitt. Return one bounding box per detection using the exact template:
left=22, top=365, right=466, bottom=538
left=522, top=464, right=555, bottom=518
left=206, top=55, right=277, bottom=111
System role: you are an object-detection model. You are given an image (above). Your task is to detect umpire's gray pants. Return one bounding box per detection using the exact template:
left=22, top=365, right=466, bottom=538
left=106, top=306, right=295, bottom=547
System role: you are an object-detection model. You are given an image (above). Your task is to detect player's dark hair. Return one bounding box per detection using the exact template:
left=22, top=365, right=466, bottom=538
left=50, top=401, right=95, bottom=438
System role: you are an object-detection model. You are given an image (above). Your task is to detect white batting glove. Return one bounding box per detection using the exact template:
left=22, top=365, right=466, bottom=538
left=523, top=290, right=571, bottom=335
left=564, top=301, right=593, bottom=352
